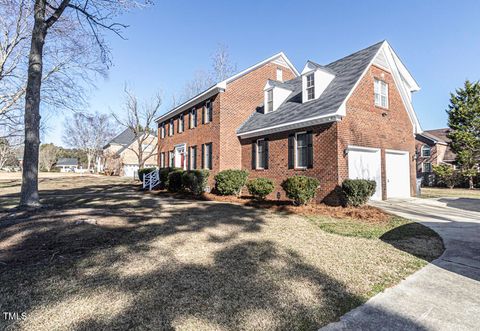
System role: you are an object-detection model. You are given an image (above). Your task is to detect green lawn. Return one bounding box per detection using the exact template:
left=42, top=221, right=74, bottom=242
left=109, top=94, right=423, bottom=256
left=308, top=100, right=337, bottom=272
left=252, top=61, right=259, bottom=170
left=421, top=187, right=480, bottom=199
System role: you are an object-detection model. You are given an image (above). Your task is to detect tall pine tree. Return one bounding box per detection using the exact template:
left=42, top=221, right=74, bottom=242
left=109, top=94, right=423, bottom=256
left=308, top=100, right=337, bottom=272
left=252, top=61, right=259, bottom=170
left=447, top=80, right=480, bottom=189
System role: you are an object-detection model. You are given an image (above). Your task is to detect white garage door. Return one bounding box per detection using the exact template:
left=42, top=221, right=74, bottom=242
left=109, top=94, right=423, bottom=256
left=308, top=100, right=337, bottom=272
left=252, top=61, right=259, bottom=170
left=123, top=164, right=139, bottom=178
left=385, top=150, right=411, bottom=199
left=347, top=146, right=382, bottom=200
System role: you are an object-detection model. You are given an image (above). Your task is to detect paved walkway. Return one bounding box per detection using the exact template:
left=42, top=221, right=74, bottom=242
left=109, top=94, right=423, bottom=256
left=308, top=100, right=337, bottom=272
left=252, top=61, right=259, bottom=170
left=321, top=198, right=480, bottom=331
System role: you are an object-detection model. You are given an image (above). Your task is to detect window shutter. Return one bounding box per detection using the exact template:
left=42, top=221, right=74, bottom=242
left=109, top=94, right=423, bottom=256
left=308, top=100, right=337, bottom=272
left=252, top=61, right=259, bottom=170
left=307, top=131, right=313, bottom=169
left=209, top=103, right=213, bottom=122
left=208, top=144, right=213, bottom=170
left=177, top=118, right=180, bottom=133
left=252, top=141, right=257, bottom=169
left=288, top=134, right=294, bottom=169
left=187, top=148, right=191, bottom=170
left=188, top=112, right=191, bottom=129
left=264, top=138, right=269, bottom=169
left=201, top=144, right=205, bottom=169
left=202, top=106, right=205, bottom=124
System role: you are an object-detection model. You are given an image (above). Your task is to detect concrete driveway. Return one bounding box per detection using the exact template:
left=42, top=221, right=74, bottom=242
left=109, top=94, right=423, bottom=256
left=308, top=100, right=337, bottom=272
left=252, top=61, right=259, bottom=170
left=322, top=198, right=480, bottom=331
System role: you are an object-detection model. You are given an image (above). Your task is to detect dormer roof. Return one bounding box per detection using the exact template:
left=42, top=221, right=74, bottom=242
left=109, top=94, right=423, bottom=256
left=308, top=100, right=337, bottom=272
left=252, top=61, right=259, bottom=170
left=238, top=40, right=421, bottom=138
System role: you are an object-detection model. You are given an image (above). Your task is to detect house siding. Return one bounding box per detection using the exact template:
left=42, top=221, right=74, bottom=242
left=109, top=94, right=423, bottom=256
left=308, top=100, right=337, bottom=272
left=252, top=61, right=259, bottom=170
left=157, top=61, right=297, bottom=186
left=337, top=64, right=416, bottom=199
left=241, top=64, right=416, bottom=203
left=219, top=63, right=296, bottom=171
left=240, top=123, right=339, bottom=203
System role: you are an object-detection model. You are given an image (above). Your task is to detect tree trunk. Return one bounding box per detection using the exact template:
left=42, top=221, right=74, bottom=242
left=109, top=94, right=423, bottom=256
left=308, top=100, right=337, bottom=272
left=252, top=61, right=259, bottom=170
left=469, top=176, right=474, bottom=189
left=20, top=0, right=47, bottom=207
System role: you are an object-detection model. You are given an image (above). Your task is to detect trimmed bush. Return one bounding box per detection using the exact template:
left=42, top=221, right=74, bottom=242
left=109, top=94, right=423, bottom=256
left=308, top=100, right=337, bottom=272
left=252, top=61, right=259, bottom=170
left=182, top=169, right=210, bottom=196
left=138, top=167, right=157, bottom=182
left=167, top=170, right=184, bottom=192
left=281, top=175, right=320, bottom=205
left=159, top=167, right=181, bottom=189
left=246, top=178, right=275, bottom=200
left=341, top=179, right=376, bottom=207
left=214, top=169, right=249, bottom=196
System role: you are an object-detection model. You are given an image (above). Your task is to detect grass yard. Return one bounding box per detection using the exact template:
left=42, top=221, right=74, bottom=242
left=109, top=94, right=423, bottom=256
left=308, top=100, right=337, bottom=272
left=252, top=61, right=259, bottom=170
left=421, top=187, right=480, bottom=199
left=0, top=175, right=443, bottom=331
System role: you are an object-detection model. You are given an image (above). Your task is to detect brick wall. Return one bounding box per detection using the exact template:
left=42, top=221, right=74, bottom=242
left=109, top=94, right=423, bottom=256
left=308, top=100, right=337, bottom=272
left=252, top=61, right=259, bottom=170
left=240, top=123, right=339, bottom=203
left=219, top=63, right=296, bottom=170
left=157, top=94, right=221, bottom=185
left=157, top=61, right=296, bottom=186
left=337, top=65, right=416, bottom=199
left=240, top=64, right=417, bottom=203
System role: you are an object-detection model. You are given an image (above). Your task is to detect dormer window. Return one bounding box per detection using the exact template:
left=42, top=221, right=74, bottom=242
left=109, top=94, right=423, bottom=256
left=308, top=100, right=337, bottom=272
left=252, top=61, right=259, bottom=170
left=306, top=73, right=315, bottom=101
left=266, top=89, right=273, bottom=113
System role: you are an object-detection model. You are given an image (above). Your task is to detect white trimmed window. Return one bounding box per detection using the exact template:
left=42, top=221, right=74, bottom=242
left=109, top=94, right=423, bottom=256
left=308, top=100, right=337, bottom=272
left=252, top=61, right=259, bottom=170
left=169, top=151, right=174, bottom=167
left=169, top=119, right=174, bottom=136
left=256, top=139, right=265, bottom=169
left=295, top=132, right=308, bottom=168
left=205, top=100, right=212, bottom=123
left=203, top=143, right=212, bottom=170
left=179, top=114, right=184, bottom=133
left=189, top=146, right=197, bottom=170
left=423, top=162, right=432, bottom=173
left=160, top=152, right=165, bottom=168
left=306, top=73, right=315, bottom=101
left=266, top=89, right=273, bottom=113
left=160, top=123, right=165, bottom=138
left=421, top=145, right=431, bottom=157
left=190, top=108, right=197, bottom=128
left=374, top=78, right=388, bottom=108
left=276, top=68, right=283, bottom=81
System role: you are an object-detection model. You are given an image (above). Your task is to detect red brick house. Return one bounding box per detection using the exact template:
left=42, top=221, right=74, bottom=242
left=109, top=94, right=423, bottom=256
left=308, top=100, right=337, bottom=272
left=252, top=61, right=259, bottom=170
left=157, top=41, right=422, bottom=202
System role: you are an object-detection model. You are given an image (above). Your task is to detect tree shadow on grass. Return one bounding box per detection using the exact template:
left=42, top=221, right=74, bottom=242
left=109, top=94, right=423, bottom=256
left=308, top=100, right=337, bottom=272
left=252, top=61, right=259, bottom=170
left=0, top=182, right=431, bottom=330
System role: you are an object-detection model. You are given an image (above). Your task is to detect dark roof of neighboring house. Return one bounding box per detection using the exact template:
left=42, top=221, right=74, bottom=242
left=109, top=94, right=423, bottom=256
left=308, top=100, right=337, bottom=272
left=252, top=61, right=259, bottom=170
left=237, top=41, right=384, bottom=134
left=56, top=158, right=78, bottom=166
left=104, top=128, right=157, bottom=150
left=107, top=128, right=136, bottom=147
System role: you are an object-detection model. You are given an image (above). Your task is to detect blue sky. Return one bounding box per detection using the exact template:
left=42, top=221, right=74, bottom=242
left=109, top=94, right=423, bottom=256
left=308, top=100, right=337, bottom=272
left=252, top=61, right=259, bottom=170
left=45, top=0, right=480, bottom=146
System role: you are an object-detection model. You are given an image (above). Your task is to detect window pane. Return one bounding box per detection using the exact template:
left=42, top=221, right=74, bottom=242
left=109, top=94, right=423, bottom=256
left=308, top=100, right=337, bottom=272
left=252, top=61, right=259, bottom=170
left=257, top=140, right=265, bottom=168
left=296, top=134, right=307, bottom=167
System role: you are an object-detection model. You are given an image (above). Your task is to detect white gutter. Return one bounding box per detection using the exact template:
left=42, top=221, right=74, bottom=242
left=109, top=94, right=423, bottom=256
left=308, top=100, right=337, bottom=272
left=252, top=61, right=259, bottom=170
left=237, top=114, right=342, bottom=139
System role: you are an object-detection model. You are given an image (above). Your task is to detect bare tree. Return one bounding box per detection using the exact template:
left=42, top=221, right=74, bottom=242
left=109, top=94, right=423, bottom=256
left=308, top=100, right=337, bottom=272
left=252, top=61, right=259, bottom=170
left=63, top=112, right=115, bottom=170
left=0, top=138, right=15, bottom=169
left=18, top=0, right=144, bottom=207
left=113, top=87, right=160, bottom=169
left=211, top=43, right=237, bottom=82
left=173, top=43, right=237, bottom=106
left=39, top=143, right=58, bottom=171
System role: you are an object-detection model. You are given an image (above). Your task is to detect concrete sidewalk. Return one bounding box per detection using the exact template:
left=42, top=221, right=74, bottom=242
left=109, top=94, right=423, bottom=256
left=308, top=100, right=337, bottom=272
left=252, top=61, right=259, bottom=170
left=321, top=198, right=480, bottom=331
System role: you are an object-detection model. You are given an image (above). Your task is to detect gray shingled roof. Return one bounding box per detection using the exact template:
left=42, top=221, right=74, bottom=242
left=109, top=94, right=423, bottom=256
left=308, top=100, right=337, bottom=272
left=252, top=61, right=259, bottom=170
left=237, top=41, right=384, bottom=135
left=108, top=128, right=136, bottom=146
left=56, top=158, right=78, bottom=166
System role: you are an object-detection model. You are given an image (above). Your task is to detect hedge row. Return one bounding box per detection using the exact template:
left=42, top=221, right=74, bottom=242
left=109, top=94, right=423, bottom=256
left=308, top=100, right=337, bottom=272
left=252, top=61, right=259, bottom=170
left=141, top=167, right=376, bottom=206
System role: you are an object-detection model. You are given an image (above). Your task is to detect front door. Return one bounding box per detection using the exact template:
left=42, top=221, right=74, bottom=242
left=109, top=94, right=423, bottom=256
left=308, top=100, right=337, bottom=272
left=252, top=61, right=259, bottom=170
left=174, top=145, right=186, bottom=170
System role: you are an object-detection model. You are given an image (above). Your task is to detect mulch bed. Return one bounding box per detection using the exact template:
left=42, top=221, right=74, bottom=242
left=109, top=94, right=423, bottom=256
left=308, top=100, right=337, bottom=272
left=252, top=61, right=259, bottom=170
left=151, top=190, right=390, bottom=223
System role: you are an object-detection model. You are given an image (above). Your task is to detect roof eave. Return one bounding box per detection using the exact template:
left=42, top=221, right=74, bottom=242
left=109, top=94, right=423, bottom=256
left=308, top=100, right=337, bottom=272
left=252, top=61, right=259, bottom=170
left=237, top=114, right=342, bottom=139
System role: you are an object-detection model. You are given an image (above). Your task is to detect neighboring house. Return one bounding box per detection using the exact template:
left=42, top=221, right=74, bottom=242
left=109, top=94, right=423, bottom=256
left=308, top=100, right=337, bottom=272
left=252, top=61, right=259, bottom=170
left=415, top=128, right=457, bottom=185
left=55, top=158, right=78, bottom=172
left=157, top=40, right=422, bottom=203
left=102, top=128, right=157, bottom=177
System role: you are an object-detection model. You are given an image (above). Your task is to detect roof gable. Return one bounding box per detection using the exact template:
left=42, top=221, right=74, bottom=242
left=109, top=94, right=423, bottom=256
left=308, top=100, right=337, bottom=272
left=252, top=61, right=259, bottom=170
left=238, top=41, right=422, bottom=138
